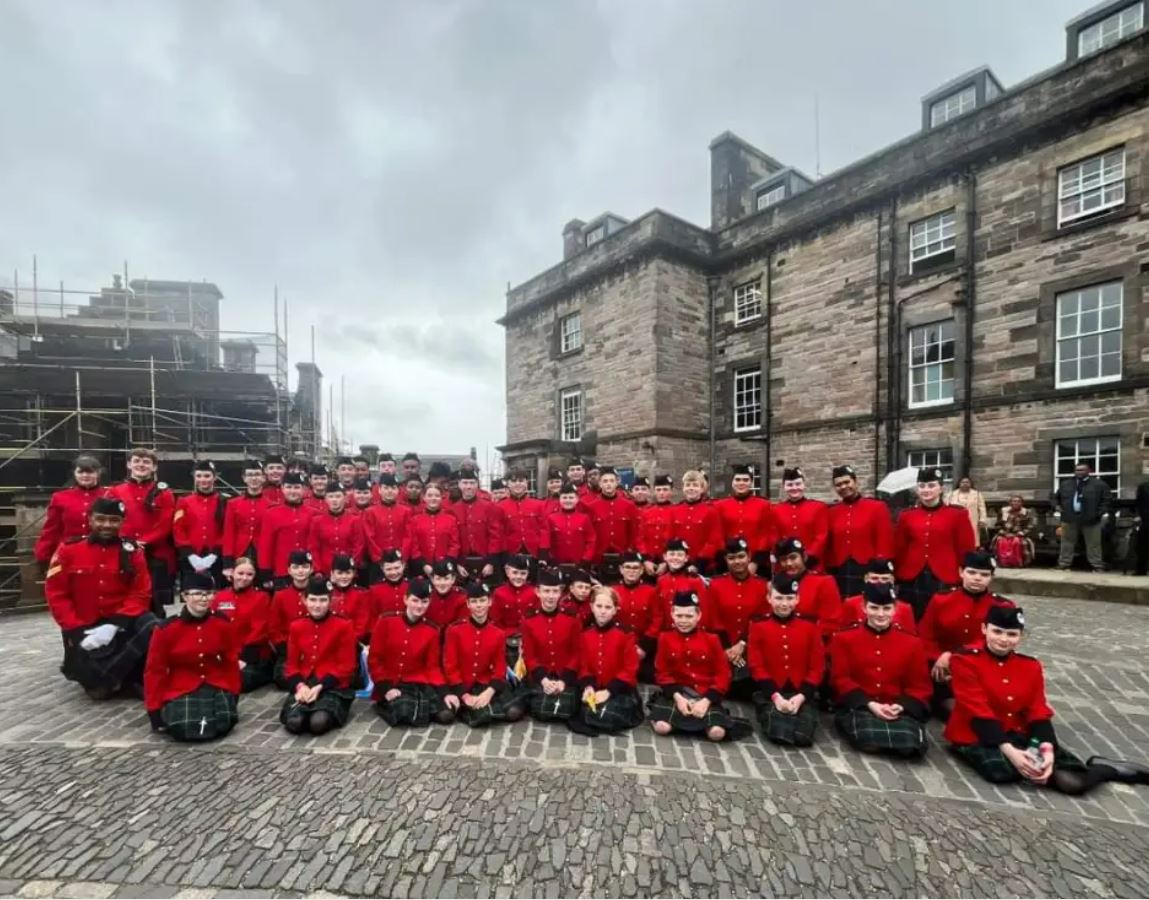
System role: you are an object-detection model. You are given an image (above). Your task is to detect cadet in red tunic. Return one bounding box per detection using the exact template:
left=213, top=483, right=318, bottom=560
left=773, top=537, right=842, bottom=647
left=519, top=569, right=582, bottom=722
left=500, top=470, right=549, bottom=558
left=349, top=478, right=375, bottom=516
left=836, top=558, right=916, bottom=634
left=408, top=484, right=461, bottom=577
left=569, top=586, right=644, bottom=735
left=714, top=465, right=775, bottom=573
left=279, top=576, right=358, bottom=735
left=450, top=472, right=505, bottom=582
left=256, top=473, right=317, bottom=586
left=747, top=576, right=824, bottom=746
left=221, top=460, right=270, bottom=578
left=211, top=557, right=274, bottom=691
left=585, top=467, right=638, bottom=577
left=268, top=550, right=314, bottom=688
left=426, top=560, right=470, bottom=628
left=654, top=539, right=712, bottom=631
left=34, top=454, right=109, bottom=571
left=328, top=554, right=372, bottom=643
left=774, top=467, right=829, bottom=569
left=612, top=552, right=661, bottom=681
left=145, top=572, right=240, bottom=741
left=708, top=537, right=769, bottom=698
left=491, top=554, right=535, bottom=634
left=649, top=591, right=748, bottom=742
left=826, top=464, right=894, bottom=599
left=261, top=454, right=287, bottom=507
left=368, top=550, right=409, bottom=627
left=546, top=483, right=596, bottom=569
left=174, top=460, right=227, bottom=588
left=306, top=483, right=366, bottom=577
left=630, top=476, right=652, bottom=511
left=541, top=467, right=564, bottom=518
left=559, top=568, right=596, bottom=623
left=637, top=475, right=676, bottom=576
left=829, top=586, right=931, bottom=757
left=368, top=579, right=453, bottom=727
left=894, top=467, right=977, bottom=620
left=363, top=474, right=413, bottom=571
left=947, top=605, right=1149, bottom=792
left=110, top=447, right=176, bottom=615
left=443, top=584, right=526, bottom=727
left=304, top=465, right=329, bottom=513
left=44, top=497, right=158, bottom=699
left=671, top=471, right=722, bottom=573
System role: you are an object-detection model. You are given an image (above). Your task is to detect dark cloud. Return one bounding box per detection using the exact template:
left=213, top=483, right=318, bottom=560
left=0, top=0, right=1090, bottom=458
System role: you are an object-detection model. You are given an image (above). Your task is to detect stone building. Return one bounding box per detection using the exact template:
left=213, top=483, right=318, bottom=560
left=499, top=0, right=1149, bottom=502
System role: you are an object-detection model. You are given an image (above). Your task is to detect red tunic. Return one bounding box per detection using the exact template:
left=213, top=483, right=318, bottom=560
left=304, top=495, right=328, bottom=514
left=44, top=537, right=152, bottom=630
left=330, top=585, right=372, bottom=640
left=362, top=502, right=413, bottom=561
left=577, top=621, right=639, bottom=689
left=110, top=478, right=176, bottom=570
left=894, top=503, right=976, bottom=583
left=263, top=483, right=285, bottom=507
left=654, top=570, right=712, bottom=631
left=637, top=503, right=677, bottom=559
left=444, top=618, right=508, bottom=690
left=221, top=491, right=271, bottom=567
left=520, top=609, right=581, bottom=680
left=368, top=578, right=409, bottom=627
left=918, top=589, right=1015, bottom=661
left=368, top=613, right=444, bottom=690
left=792, top=572, right=843, bottom=644
left=545, top=509, right=597, bottom=566
left=670, top=501, right=722, bottom=562
left=425, top=586, right=469, bottom=629
left=211, top=585, right=271, bottom=650
left=144, top=610, right=241, bottom=712
left=173, top=490, right=226, bottom=556
left=268, top=584, right=309, bottom=646
left=560, top=595, right=594, bottom=625
left=747, top=614, right=824, bottom=697
left=713, top=495, right=776, bottom=558
left=407, top=510, right=461, bottom=565
left=307, top=511, right=366, bottom=575
left=825, top=496, right=894, bottom=569
left=829, top=624, right=931, bottom=709
left=945, top=645, right=1054, bottom=747
left=284, top=613, right=358, bottom=689
left=613, top=581, right=661, bottom=639
left=707, top=573, right=769, bottom=646
left=490, top=582, right=536, bottom=632
left=34, top=484, right=109, bottom=563
left=774, top=498, right=830, bottom=564
left=498, top=496, right=550, bottom=556
left=654, top=627, right=731, bottom=700
left=585, top=492, right=638, bottom=560
left=257, top=502, right=317, bottom=577
left=837, top=594, right=917, bottom=635
left=449, top=497, right=505, bottom=561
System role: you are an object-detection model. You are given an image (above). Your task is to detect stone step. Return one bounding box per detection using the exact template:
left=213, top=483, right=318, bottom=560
left=993, top=567, right=1149, bottom=606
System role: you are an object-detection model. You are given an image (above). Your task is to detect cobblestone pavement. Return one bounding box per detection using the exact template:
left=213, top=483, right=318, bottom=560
left=1, top=592, right=1148, bottom=897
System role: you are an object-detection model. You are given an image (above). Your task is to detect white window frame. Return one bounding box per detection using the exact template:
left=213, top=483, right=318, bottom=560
left=1053, top=436, right=1121, bottom=493
left=523, top=465, right=539, bottom=496
left=1057, top=148, right=1126, bottom=228
left=1055, top=281, right=1123, bottom=388
left=733, top=366, right=762, bottom=433
left=733, top=280, right=763, bottom=325
left=929, top=85, right=977, bottom=127
left=907, top=320, right=956, bottom=408
left=559, top=388, right=583, bottom=442
left=906, top=448, right=955, bottom=486
left=1078, top=2, right=1144, bottom=56
left=559, top=312, right=583, bottom=354
left=756, top=183, right=786, bottom=211
left=908, top=209, right=956, bottom=271
left=584, top=225, right=605, bottom=247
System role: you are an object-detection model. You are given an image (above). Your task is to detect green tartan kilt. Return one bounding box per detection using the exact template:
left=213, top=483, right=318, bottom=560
left=523, top=680, right=579, bottom=722
left=375, top=683, right=446, bottom=727
left=240, top=656, right=274, bottom=693
left=279, top=686, right=355, bottom=728
left=754, top=695, right=819, bottom=747
left=572, top=690, right=644, bottom=733
left=647, top=692, right=735, bottom=733
left=950, top=741, right=1086, bottom=784
left=161, top=685, right=239, bottom=742
left=834, top=708, right=928, bottom=755
left=272, top=644, right=290, bottom=690
left=456, top=683, right=524, bottom=728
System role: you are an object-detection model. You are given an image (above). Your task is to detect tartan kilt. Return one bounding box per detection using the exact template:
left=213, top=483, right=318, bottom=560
left=572, top=690, right=644, bottom=733
left=834, top=708, right=927, bottom=754
left=61, top=614, right=158, bottom=690
left=457, top=683, right=524, bottom=728
left=279, top=685, right=355, bottom=728
left=951, top=741, right=1087, bottom=783
left=272, top=644, right=290, bottom=690
left=647, top=692, right=736, bottom=734
left=897, top=567, right=947, bottom=621
left=830, top=558, right=866, bottom=601
left=754, top=695, right=819, bottom=747
left=161, top=685, right=239, bottom=741
left=240, top=657, right=274, bottom=693
left=523, top=680, right=578, bottom=722
left=375, top=683, right=446, bottom=727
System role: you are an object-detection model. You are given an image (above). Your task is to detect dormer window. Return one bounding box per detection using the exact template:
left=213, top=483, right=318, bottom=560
left=1078, top=1, right=1143, bottom=56
left=756, top=183, right=786, bottom=211
left=920, top=67, right=1003, bottom=132
left=584, top=225, right=606, bottom=247
left=929, top=86, right=976, bottom=127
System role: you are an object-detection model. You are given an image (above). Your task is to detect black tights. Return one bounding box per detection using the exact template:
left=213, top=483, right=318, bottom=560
left=1052, top=764, right=1111, bottom=796
left=283, top=710, right=335, bottom=736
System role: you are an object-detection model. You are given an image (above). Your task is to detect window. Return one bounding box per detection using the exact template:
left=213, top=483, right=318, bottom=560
left=929, top=86, right=977, bottom=127
left=559, top=312, right=582, bottom=354
left=1054, top=436, right=1120, bottom=492
left=1078, top=2, right=1143, bottom=56
left=584, top=225, right=605, bottom=247
left=733, top=280, right=763, bottom=324
left=909, top=209, right=956, bottom=271
left=1057, top=148, right=1125, bottom=227
left=559, top=388, right=583, bottom=442
left=908, top=320, right=956, bottom=407
left=1055, top=281, right=1123, bottom=387
left=523, top=465, right=538, bottom=496
left=733, top=366, right=762, bottom=432
left=756, top=184, right=786, bottom=211
left=906, top=448, right=954, bottom=486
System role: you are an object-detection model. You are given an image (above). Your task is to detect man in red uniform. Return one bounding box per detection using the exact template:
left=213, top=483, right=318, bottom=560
left=333, top=457, right=356, bottom=493
left=443, top=583, right=526, bottom=727
left=222, top=460, right=270, bottom=580
left=262, top=454, right=287, bottom=506
left=304, top=465, right=329, bottom=513
left=307, top=482, right=366, bottom=577
left=519, top=569, right=582, bottom=722
left=826, top=464, right=895, bottom=600
left=110, top=447, right=175, bottom=615
left=545, top=483, right=596, bottom=570
left=541, top=468, right=564, bottom=516
left=774, top=467, right=829, bottom=569
left=638, top=475, right=677, bottom=577
left=174, top=460, right=227, bottom=588
left=631, top=476, right=652, bottom=510
left=363, top=474, right=413, bottom=570
left=707, top=537, right=769, bottom=697
left=672, top=471, right=722, bottom=574
left=894, top=467, right=977, bottom=621
left=34, top=453, right=109, bottom=572
left=585, top=466, right=638, bottom=580
left=256, top=472, right=317, bottom=586
left=499, top=469, right=549, bottom=558
left=449, top=471, right=504, bottom=582
left=566, top=457, right=590, bottom=499
left=44, top=497, right=157, bottom=699
left=714, top=464, right=775, bottom=573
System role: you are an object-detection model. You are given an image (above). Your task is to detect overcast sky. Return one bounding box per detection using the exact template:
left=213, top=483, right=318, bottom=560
left=0, top=0, right=1090, bottom=466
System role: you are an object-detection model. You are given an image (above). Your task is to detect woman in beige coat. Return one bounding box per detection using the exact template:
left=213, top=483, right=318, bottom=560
left=946, top=476, right=987, bottom=547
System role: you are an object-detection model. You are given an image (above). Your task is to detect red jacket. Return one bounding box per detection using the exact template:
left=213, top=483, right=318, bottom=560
left=774, top=498, right=830, bottom=564
left=613, top=581, right=661, bottom=639
left=268, top=584, right=308, bottom=646
left=825, top=496, right=894, bottom=569
left=221, top=491, right=271, bottom=567
left=918, top=589, right=1015, bottom=661
left=707, top=573, right=770, bottom=646
left=257, top=502, right=317, bottom=577
left=284, top=613, right=358, bottom=690
left=211, top=585, right=271, bottom=651
left=330, top=585, right=372, bottom=640
left=173, top=490, right=227, bottom=557
left=837, top=595, right=916, bottom=635
left=713, top=495, right=775, bottom=558
left=945, top=645, right=1055, bottom=747
left=44, top=536, right=152, bottom=631
left=542, top=495, right=563, bottom=518
left=304, top=494, right=328, bottom=514
left=577, top=621, right=639, bottom=690
left=368, top=578, right=409, bottom=627
left=407, top=510, right=461, bottom=565
left=498, top=496, right=550, bottom=556
left=491, top=582, right=536, bottom=632
left=654, top=570, right=712, bottom=631
left=655, top=627, right=731, bottom=700
left=637, top=503, right=677, bottom=560
left=585, top=492, right=638, bottom=560
left=670, top=501, right=722, bottom=562
left=747, top=614, right=824, bottom=697
left=560, top=594, right=594, bottom=625
left=307, top=511, right=366, bottom=575
left=110, top=478, right=176, bottom=569
left=444, top=618, right=508, bottom=691
left=34, top=484, right=109, bottom=563
left=829, top=624, right=931, bottom=711
left=792, top=572, right=843, bottom=644
left=145, top=610, right=240, bottom=712
left=520, top=608, right=581, bottom=680
left=449, top=497, right=505, bottom=561
left=425, top=586, right=469, bottom=629
left=894, top=503, right=976, bottom=583
left=545, top=509, right=597, bottom=565
left=368, top=613, right=444, bottom=691
left=362, top=502, right=413, bottom=562
left=263, top=483, right=285, bottom=507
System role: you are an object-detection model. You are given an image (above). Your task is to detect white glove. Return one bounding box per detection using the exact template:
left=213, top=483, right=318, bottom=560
left=80, top=623, right=120, bottom=651
left=188, top=553, right=217, bottom=572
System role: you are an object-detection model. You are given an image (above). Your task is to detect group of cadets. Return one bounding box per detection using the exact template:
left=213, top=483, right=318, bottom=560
left=39, top=449, right=1149, bottom=795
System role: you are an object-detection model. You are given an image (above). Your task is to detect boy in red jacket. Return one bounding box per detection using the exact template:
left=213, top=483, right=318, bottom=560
left=519, top=568, right=581, bottom=722
left=546, top=482, right=596, bottom=568
left=443, top=584, right=525, bottom=727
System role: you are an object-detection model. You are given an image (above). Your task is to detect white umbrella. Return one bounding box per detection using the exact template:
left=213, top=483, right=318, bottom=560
left=876, top=465, right=921, bottom=495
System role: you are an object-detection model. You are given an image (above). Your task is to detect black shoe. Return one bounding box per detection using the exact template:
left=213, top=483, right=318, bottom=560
left=1087, top=755, right=1149, bottom=785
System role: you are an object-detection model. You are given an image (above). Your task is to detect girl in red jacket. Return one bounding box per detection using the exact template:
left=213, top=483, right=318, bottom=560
left=210, top=557, right=273, bottom=692
left=568, top=587, right=643, bottom=736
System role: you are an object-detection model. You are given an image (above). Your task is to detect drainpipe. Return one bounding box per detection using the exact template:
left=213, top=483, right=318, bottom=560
left=961, top=168, right=977, bottom=479
left=763, top=250, right=773, bottom=495
left=873, top=209, right=883, bottom=483
left=885, top=197, right=899, bottom=480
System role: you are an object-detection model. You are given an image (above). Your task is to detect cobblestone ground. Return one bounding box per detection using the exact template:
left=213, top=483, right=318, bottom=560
left=1, top=593, right=1148, bottom=898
